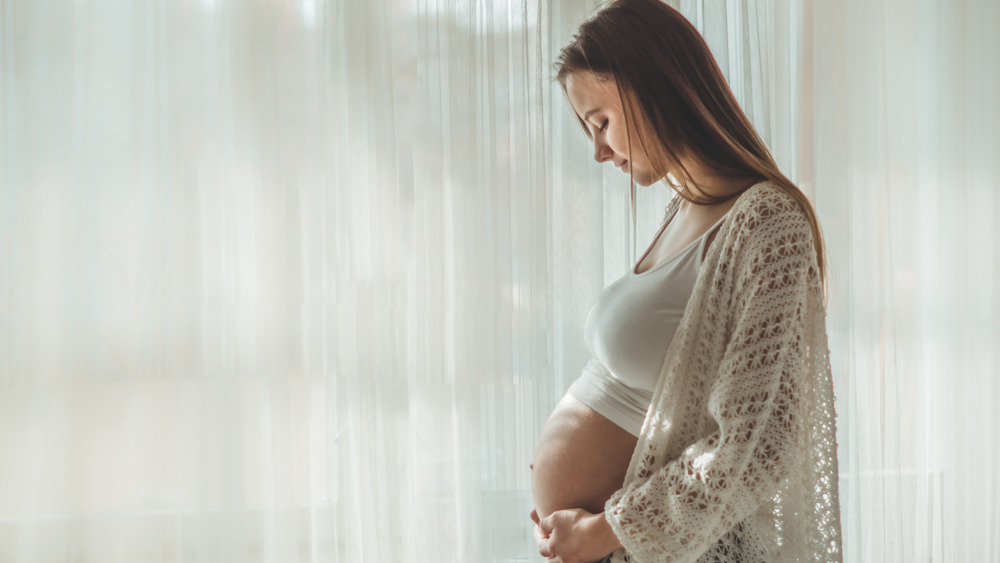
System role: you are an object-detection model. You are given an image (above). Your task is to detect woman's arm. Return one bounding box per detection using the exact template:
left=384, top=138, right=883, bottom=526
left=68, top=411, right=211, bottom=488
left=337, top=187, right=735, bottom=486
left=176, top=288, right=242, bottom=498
left=604, top=197, right=825, bottom=562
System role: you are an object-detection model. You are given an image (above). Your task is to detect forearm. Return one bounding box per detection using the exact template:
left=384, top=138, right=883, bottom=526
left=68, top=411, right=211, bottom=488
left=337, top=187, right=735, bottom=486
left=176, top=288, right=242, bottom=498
left=587, top=511, right=624, bottom=554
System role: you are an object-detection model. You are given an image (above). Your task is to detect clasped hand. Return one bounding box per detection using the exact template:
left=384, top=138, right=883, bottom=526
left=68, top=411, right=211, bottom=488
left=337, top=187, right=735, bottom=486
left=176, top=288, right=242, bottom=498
left=529, top=507, right=620, bottom=563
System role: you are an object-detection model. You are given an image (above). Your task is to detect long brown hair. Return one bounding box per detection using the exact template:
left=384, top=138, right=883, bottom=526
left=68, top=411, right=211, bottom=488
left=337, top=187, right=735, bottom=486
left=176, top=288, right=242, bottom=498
left=555, top=0, right=826, bottom=285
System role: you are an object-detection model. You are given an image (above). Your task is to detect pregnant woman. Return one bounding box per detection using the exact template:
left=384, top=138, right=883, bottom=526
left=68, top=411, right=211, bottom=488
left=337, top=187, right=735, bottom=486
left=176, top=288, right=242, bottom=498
left=529, top=2, right=842, bottom=562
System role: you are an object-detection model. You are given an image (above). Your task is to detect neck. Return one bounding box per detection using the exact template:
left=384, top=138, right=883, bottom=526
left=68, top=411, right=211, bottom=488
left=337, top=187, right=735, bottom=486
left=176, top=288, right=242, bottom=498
left=679, top=158, right=759, bottom=203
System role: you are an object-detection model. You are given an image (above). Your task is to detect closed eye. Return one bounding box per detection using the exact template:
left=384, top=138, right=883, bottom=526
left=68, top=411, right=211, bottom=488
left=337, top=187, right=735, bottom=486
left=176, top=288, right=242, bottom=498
left=598, top=119, right=609, bottom=133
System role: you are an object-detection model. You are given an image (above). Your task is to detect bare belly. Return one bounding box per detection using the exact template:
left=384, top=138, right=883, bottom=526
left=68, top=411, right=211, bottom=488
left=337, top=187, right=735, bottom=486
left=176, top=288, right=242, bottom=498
left=531, top=393, right=638, bottom=519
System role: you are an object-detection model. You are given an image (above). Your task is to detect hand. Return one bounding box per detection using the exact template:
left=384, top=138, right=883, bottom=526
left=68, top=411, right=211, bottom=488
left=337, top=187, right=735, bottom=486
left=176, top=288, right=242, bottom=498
left=529, top=507, right=622, bottom=563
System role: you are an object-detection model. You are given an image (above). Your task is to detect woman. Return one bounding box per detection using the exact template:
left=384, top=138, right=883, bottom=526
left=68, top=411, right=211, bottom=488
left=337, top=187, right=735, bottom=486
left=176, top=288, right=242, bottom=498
left=529, top=1, right=842, bottom=562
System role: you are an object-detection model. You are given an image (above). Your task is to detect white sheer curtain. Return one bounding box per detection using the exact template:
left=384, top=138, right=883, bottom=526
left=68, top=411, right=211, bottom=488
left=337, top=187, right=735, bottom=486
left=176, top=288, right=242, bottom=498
left=2, top=0, right=998, bottom=562
left=680, top=0, right=1000, bottom=561
left=0, top=0, right=574, bottom=560
left=808, top=1, right=1000, bottom=560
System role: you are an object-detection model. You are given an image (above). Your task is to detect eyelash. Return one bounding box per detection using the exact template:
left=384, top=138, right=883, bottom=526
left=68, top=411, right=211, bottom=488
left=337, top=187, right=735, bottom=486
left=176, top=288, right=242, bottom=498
left=598, top=119, right=609, bottom=133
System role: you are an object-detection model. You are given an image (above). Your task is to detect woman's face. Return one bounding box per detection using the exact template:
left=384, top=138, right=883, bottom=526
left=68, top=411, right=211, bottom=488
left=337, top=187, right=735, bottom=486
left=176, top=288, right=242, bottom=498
left=564, top=72, right=660, bottom=186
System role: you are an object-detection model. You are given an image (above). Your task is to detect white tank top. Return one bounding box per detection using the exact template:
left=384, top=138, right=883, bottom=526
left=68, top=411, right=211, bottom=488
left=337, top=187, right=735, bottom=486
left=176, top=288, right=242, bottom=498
left=567, top=208, right=730, bottom=436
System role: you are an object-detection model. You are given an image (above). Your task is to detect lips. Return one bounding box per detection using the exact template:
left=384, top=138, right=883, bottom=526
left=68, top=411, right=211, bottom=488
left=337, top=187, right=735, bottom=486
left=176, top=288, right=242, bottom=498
left=617, top=159, right=629, bottom=171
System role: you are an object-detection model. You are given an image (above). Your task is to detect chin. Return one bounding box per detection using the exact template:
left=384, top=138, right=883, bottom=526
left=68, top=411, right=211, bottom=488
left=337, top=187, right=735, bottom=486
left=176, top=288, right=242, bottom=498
left=623, top=166, right=661, bottom=187
left=632, top=173, right=660, bottom=187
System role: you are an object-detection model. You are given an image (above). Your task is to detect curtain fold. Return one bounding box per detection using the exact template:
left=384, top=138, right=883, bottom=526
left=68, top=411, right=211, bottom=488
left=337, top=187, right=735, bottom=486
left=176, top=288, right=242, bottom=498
left=809, top=1, right=1000, bottom=560
left=1, top=1, right=998, bottom=562
left=1, top=0, right=606, bottom=560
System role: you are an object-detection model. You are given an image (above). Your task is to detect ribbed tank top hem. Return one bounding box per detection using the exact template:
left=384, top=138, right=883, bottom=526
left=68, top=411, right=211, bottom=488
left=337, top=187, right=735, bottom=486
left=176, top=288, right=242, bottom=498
left=567, top=358, right=652, bottom=437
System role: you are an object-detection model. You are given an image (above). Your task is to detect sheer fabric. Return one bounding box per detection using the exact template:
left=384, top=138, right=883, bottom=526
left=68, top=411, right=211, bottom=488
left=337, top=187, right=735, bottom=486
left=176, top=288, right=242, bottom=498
left=808, top=1, right=1000, bottom=561
left=2, top=0, right=998, bottom=562
left=0, top=0, right=587, bottom=560
left=686, top=1, right=1000, bottom=560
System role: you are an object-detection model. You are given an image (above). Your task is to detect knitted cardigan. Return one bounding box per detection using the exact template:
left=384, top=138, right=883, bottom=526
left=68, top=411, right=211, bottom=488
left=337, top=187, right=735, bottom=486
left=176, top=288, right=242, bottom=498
left=603, top=182, right=842, bottom=563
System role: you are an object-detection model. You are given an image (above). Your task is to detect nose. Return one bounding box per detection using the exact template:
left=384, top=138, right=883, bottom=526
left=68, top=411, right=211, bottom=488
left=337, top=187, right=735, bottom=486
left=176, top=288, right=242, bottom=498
left=593, top=139, right=613, bottom=164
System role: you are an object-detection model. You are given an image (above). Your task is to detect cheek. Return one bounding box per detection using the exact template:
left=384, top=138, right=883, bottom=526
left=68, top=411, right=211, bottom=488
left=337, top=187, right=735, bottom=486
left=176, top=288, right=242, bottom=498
left=620, top=130, right=647, bottom=161
left=614, top=130, right=632, bottom=155
left=626, top=131, right=647, bottom=161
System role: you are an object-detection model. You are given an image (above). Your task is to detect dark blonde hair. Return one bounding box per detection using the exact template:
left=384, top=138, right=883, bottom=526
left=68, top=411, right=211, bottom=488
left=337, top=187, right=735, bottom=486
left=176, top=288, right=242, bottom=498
left=556, top=0, right=826, bottom=284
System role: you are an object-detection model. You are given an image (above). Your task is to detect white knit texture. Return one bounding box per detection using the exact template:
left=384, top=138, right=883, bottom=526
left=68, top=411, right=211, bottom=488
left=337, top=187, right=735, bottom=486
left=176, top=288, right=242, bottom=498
left=604, top=183, right=842, bottom=563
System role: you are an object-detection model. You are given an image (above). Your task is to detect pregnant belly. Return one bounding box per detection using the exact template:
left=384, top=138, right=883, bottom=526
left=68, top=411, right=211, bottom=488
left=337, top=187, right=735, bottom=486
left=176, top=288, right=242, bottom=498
left=531, top=393, right=639, bottom=519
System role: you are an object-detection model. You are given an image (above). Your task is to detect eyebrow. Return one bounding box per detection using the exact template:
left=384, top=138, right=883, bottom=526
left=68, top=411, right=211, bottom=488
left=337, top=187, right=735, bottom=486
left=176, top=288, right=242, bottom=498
left=582, top=108, right=600, bottom=120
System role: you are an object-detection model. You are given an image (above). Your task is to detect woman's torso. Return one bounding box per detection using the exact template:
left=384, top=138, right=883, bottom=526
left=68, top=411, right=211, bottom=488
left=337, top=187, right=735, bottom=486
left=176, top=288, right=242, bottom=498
left=531, top=197, right=739, bottom=520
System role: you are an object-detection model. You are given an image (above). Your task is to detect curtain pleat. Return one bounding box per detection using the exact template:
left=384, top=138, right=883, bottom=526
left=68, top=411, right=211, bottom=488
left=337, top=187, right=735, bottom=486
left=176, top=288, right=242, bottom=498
left=810, top=1, right=1000, bottom=561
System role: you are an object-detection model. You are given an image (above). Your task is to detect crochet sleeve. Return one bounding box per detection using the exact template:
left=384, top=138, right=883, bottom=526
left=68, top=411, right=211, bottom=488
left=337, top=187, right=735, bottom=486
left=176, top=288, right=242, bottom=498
left=604, top=198, right=820, bottom=562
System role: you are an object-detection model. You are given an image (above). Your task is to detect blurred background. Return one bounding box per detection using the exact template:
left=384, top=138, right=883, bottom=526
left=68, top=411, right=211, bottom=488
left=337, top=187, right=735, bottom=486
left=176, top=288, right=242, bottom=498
left=1, top=0, right=997, bottom=561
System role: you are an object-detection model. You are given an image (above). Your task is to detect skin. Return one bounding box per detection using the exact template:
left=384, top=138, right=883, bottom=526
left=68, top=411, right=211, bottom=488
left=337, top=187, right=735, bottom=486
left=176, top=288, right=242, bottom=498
left=563, top=71, right=755, bottom=197
left=564, top=72, right=659, bottom=187
left=531, top=72, right=757, bottom=562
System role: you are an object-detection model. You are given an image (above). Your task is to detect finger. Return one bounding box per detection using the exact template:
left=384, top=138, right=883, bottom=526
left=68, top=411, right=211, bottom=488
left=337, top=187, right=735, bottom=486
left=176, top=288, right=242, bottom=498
left=533, top=525, right=551, bottom=550
left=534, top=525, right=553, bottom=557
left=533, top=523, right=547, bottom=542
left=530, top=508, right=539, bottom=525
left=539, top=514, right=555, bottom=535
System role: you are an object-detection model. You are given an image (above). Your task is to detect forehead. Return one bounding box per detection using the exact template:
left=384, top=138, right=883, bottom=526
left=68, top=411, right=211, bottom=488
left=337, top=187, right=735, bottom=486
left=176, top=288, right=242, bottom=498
left=565, top=72, right=622, bottom=118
